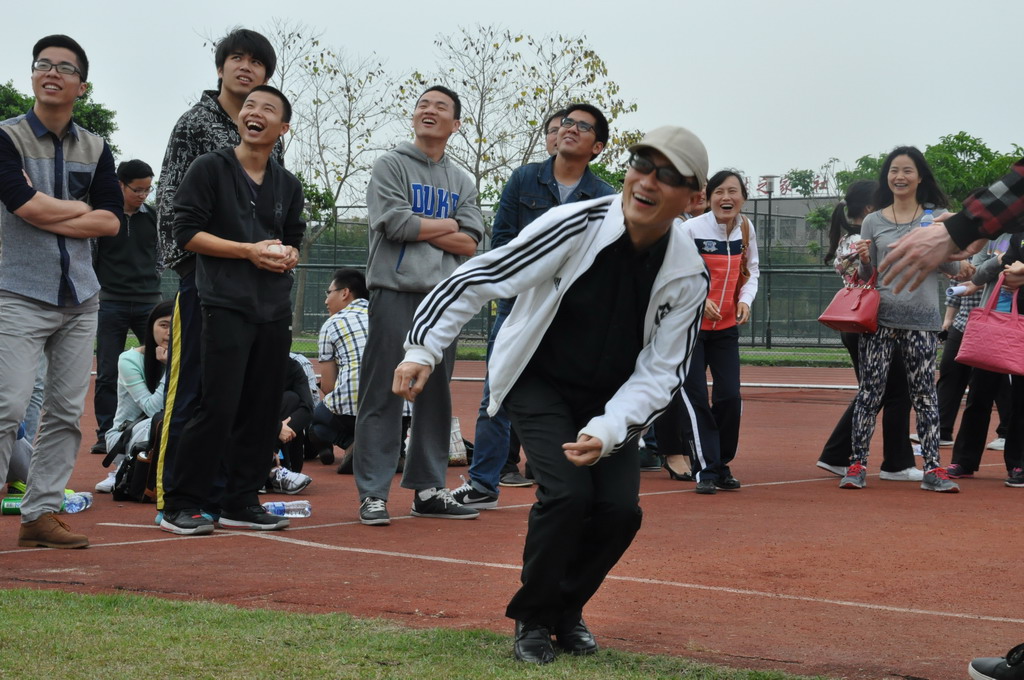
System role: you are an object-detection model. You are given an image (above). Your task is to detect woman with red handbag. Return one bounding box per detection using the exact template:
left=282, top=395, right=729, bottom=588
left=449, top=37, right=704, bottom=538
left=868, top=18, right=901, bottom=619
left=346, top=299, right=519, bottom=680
left=816, top=181, right=918, bottom=481
left=842, top=147, right=972, bottom=492
left=946, top=233, right=1024, bottom=484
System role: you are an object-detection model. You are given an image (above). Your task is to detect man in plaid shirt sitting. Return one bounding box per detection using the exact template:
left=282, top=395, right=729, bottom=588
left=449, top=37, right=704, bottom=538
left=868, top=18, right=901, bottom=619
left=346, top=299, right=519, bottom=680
left=311, top=268, right=370, bottom=463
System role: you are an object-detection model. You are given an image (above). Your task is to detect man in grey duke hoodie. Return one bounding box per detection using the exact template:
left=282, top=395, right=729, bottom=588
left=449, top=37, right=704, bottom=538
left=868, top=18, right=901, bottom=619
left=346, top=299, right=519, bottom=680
left=354, top=85, right=485, bottom=526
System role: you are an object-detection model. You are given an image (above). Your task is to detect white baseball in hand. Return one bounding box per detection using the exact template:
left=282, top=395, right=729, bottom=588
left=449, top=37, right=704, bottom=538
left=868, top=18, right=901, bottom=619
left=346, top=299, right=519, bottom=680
left=268, top=244, right=285, bottom=255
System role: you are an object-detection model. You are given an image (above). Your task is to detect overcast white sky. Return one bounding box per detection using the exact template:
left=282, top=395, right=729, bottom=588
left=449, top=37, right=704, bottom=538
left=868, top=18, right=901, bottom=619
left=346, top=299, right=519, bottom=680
left=3, top=0, right=1020, bottom=197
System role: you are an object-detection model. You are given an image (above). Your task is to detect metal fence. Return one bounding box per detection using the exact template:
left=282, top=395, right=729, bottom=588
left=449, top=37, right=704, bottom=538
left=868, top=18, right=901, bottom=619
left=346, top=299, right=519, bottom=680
left=158, top=206, right=945, bottom=365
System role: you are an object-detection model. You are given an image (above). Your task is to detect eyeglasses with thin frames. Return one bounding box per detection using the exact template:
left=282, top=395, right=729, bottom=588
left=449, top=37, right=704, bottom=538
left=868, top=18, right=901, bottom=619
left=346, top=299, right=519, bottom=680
left=560, top=117, right=596, bottom=134
left=124, top=184, right=153, bottom=196
left=32, top=59, right=83, bottom=78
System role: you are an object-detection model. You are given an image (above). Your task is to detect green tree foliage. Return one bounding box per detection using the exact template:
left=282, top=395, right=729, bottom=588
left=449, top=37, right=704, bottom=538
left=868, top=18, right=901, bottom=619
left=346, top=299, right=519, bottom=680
left=590, top=161, right=626, bottom=191
left=834, top=153, right=886, bottom=193
left=923, top=132, right=1020, bottom=206
left=0, top=80, right=119, bottom=154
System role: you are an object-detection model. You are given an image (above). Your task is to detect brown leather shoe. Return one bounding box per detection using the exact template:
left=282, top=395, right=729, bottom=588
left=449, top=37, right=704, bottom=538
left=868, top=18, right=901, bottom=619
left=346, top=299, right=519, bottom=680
left=18, top=512, right=89, bottom=549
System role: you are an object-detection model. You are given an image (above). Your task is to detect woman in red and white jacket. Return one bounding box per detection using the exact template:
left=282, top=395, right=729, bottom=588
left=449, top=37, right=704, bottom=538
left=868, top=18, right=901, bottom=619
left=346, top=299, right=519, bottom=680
left=678, top=170, right=759, bottom=494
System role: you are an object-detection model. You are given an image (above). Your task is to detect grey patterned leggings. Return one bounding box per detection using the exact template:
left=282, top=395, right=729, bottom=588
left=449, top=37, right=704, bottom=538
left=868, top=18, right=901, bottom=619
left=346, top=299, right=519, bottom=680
left=851, top=325, right=941, bottom=471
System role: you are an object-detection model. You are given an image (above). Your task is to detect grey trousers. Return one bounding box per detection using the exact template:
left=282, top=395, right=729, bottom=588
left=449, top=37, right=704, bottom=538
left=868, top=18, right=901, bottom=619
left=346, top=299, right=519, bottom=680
left=0, top=296, right=95, bottom=522
left=354, top=288, right=456, bottom=501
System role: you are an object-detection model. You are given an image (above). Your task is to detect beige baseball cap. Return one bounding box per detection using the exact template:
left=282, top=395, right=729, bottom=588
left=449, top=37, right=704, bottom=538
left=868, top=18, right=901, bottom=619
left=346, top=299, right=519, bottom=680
left=629, top=126, right=709, bottom=190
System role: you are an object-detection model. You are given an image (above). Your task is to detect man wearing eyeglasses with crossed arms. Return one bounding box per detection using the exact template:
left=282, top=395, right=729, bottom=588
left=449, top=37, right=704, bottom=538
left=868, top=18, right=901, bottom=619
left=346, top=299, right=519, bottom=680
left=0, top=35, right=121, bottom=548
left=394, top=126, right=710, bottom=664
left=90, top=159, right=161, bottom=459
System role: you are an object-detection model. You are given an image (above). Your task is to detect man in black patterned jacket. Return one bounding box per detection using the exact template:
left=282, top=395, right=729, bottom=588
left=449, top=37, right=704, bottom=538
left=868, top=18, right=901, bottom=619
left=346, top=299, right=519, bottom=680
left=153, top=28, right=282, bottom=520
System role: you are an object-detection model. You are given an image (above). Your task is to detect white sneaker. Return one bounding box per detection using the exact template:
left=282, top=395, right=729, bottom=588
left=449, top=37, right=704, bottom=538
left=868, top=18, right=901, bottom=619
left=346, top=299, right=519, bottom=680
left=879, top=467, right=924, bottom=482
left=987, top=437, right=1006, bottom=451
left=95, top=471, right=117, bottom=493
left=816, top=461, right=846, bottom=476
left=269, top=467, right=312, bottom=495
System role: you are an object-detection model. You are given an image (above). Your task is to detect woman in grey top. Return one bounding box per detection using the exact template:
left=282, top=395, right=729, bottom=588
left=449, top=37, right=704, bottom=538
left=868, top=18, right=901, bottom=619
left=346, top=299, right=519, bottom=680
left=840, top=146, right=971, bottom=492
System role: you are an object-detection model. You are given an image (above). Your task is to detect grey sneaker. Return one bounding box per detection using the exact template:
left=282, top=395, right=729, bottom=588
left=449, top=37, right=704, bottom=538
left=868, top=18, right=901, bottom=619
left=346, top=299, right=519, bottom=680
left=920, top=468, right=960, bottom=493
left=839, top=463, right=867, bottom=489
left=160, top=509, right=215, bottom=535
left=359, top=497, right=390, bottom=526
left=411, top=487, right=479, bottom=519
left=451, top=478, right=498, bottom=509
left=499, top=471, right=534, bottom=487
left=269, top=467, right=312, bottom=495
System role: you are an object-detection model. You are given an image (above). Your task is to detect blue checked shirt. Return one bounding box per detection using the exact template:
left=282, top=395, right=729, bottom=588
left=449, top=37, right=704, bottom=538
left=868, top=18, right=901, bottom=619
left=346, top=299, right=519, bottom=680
left=318, top=298, right=369, bottom=416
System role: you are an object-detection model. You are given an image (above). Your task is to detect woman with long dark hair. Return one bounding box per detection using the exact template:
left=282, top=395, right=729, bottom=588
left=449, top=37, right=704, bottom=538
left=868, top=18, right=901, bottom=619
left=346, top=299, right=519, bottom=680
left=94, top=300, right=173, bottom=493
left=842, top=147, right=970, bottom=492
left=816, top=181, right=918, bottom=480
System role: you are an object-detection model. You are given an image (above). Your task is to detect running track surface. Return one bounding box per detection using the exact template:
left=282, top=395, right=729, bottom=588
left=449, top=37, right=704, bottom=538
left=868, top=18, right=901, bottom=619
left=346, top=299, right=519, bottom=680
left=0, top=362, right=1014, bottom=680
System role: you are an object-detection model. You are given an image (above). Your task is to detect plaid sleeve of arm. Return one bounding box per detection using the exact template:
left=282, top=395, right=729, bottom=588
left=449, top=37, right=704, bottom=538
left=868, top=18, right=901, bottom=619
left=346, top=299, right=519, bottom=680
left=946, top=160, right=1024, bottom=248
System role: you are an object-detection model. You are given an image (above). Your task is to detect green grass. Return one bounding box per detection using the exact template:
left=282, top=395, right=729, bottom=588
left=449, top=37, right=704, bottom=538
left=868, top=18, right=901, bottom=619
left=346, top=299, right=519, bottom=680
left=0, top=590, right=835, bottom=680
left=738, top=347, right=852, bottom=367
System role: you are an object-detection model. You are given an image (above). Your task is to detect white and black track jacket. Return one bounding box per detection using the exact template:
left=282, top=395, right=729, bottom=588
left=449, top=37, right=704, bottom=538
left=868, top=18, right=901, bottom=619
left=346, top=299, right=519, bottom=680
left=403, top=195, right=709, bottom=457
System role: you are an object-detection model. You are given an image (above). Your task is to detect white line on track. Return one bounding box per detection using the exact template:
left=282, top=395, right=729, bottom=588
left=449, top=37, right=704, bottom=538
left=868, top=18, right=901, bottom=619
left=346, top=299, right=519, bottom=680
left=4, top=465, right=1016, bottom=625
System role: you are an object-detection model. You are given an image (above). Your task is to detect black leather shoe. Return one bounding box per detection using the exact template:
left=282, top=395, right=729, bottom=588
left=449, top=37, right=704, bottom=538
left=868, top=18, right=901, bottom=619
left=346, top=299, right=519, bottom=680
left=514, top=621, right=555, bottom=664
left=715, top=475, right=741, bottom=490
left=555, top=618, right=598, bottom=655
left=695, top=478, right=717, bottom=495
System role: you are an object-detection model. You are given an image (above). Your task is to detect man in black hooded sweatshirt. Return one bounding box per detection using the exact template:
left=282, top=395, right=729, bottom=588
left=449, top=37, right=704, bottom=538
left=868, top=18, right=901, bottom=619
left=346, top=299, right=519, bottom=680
left=160, top=85, right=305, bottom=535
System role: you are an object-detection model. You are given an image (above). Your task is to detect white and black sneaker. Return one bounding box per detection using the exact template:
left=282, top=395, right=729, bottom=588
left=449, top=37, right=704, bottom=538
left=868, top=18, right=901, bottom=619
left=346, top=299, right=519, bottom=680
left=219, top=505, right=290, bottom=530
left=269, top=467, right=312, bottom=495
left=411, top=487, right=479, bottom=519
left=359, top=497, right=390, bottom=526
left=451, top=478, right=499, bottom=509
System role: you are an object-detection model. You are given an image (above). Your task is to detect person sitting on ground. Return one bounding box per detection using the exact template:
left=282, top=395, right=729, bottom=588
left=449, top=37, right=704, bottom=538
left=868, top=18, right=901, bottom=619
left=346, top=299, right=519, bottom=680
left=310, top=268, right=368, bottom=466
left=265, top=355, right=314, bottom=494
left=95, top=300, right=172, bottom=493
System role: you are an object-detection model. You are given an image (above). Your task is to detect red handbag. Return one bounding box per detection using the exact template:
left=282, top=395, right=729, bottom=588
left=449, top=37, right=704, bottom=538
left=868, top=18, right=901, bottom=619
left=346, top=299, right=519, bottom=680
left=955, top=274, right=1024, bottom=376
left=818, top=270, right=880, bottom=333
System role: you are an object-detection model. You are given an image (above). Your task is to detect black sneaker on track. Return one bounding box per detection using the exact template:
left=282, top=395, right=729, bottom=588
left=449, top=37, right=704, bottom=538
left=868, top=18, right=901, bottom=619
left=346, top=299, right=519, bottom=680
left=359, top=497, right=390, bottom=526
left=411, top=487, right=479, bottom=519
left=160, top=510, right=215, bottom=536
left=219, top=505, right=289, bottom=531
left=969, top=642, right=1024, bottom=680
left=451, top=479, right=498, bottom=509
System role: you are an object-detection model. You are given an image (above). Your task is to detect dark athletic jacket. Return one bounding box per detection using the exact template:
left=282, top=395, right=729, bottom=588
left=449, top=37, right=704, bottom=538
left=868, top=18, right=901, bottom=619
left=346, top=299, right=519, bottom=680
left=172, top=147, right=305, bottom=323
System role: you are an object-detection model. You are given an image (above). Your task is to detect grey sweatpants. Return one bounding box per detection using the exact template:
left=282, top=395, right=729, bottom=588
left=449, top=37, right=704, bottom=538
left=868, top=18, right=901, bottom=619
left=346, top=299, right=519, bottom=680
left=0, top=296, right=95, bottom=523
left=354, top=288, right=456, bottom=501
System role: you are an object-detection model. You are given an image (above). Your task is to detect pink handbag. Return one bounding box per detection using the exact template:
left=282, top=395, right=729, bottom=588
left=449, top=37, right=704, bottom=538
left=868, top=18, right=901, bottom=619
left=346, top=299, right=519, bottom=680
left=956, top=274, right=1024, bottom=376
left=818, top=271, right=880, bottom=334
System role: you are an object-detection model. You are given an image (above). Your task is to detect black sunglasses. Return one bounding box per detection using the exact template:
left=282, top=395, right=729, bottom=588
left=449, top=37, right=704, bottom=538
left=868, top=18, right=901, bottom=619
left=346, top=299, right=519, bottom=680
left=560, top=117, right=595, bottom=134
left=628, top=154, right=697, bottom=189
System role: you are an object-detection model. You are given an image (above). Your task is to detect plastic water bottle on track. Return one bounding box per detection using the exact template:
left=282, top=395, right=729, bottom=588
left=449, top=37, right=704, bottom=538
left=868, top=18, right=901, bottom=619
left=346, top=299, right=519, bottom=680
left=262, top=500, right=311, bottom=517
left=63, top=491, right=93, bottom=514
left=920, top=208, right=934, bottom=228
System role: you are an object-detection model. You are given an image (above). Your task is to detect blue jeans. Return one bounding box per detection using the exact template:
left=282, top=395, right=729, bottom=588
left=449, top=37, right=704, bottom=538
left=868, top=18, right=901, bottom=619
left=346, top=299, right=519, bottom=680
left=469, top=301, right=513, bottom=496
left=93, top=299, right=155, bottom=437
